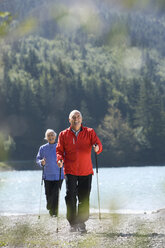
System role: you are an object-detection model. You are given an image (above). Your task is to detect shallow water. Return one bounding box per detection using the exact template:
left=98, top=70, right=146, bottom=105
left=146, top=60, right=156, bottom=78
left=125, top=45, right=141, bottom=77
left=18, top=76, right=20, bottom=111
left=0, top=166, right=165, bottom=215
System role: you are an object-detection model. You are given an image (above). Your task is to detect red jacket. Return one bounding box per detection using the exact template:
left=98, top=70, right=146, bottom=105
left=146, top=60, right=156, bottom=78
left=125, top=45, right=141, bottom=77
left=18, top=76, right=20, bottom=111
left=56, top=125, right=103, bottom=176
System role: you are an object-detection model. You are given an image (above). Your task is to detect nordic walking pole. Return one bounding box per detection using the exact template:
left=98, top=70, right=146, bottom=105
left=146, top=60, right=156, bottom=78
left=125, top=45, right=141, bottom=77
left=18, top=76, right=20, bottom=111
left=56, top=167, right=62, bottom=233
left=95, top=152, right=101, bottom=220
left=38, top=166, right=44, bottom=219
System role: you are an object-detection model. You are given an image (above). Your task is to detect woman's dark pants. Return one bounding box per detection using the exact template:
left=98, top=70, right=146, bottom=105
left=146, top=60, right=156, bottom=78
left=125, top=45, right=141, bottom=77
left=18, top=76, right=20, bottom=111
left=44, top=180, right=63, bottom=216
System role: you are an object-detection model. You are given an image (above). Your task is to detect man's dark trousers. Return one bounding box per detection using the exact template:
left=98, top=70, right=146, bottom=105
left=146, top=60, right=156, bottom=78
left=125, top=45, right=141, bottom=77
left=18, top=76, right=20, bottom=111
left=65, top=174, right=92, bottom=226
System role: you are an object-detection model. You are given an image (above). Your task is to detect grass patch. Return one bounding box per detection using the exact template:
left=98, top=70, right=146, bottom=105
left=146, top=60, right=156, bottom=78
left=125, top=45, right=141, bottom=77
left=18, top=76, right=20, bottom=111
left=76, top=235, right=98, bottom=248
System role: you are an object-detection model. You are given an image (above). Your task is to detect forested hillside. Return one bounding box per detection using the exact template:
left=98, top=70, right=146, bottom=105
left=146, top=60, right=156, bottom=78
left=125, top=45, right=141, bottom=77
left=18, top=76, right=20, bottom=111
left=0, top=0, right=165, bottom=167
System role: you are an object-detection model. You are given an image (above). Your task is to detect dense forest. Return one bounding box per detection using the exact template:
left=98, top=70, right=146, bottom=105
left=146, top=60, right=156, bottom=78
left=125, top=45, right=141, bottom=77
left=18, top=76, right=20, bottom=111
left=0, top=0, right=165, bottom=168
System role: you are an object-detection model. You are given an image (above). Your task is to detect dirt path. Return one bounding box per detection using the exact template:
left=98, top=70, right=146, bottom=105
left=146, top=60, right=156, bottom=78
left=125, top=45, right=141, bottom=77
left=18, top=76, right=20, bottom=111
left=1, top=212, right=165, bottom=247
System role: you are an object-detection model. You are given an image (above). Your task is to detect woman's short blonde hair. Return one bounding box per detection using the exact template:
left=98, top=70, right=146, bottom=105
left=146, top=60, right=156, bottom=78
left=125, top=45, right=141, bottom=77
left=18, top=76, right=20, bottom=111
left=44, top=129, right=57, bottom=140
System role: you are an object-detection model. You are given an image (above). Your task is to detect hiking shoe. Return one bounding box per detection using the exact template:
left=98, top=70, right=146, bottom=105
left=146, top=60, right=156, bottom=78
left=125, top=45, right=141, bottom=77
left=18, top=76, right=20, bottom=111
left=49, top=210, right=57, bottom=217
left=77, top=223, right=87, bottom=234
left=69, top=224, right=77, bottom=232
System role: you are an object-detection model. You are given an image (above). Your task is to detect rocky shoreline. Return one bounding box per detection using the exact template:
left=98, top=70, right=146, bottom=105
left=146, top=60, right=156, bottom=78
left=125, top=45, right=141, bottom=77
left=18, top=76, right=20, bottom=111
left=1, top=211, right=165, bottom=247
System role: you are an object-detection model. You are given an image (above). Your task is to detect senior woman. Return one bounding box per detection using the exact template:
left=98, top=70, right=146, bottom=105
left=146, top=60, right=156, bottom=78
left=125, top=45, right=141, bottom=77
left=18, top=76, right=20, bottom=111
left=36, top=129, right=64, bottom=217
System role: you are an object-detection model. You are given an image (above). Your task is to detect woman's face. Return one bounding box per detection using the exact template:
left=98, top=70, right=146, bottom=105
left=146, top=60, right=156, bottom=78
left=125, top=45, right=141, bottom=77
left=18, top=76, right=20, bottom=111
left=47, top=132, right=56, bottom=144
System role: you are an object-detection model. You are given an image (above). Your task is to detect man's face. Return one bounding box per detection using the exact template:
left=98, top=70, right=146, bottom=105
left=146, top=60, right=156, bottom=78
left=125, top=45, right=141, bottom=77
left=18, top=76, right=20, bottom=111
left=47, top=132, right=56, bottom=144
left=69, top=112, right=82, bottom=131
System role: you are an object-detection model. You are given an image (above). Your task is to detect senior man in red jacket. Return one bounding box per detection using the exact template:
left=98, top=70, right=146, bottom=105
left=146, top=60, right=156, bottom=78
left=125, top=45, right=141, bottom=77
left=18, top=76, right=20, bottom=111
left=56, top=110, right=102, bottom=233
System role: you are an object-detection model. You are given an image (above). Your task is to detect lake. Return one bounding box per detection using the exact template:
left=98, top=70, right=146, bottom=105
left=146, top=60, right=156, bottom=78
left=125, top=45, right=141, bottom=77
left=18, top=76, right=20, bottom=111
left=1, top=166, right=165, bottom=215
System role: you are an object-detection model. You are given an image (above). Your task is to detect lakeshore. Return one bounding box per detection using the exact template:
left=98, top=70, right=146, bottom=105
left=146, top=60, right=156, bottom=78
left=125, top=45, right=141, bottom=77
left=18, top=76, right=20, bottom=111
left=0, top=162, right=12, bottom=171
left=0, top=211, right=165, bottom=248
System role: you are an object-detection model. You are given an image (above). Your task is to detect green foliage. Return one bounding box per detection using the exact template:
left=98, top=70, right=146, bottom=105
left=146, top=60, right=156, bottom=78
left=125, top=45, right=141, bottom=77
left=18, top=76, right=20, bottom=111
left=0, top=133, right=15, bottom=161
left=97, top=108, right=139, bottom=165
left=0, top=1, right=165, bottom=166
left=0, top=12, right=12, bottom=37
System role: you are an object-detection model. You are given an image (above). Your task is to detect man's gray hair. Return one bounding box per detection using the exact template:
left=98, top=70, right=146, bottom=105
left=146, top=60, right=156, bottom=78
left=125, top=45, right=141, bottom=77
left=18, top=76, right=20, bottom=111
left=69, top=110, right=82, bottom=119
left=44, top=129, right=57, bottom=140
